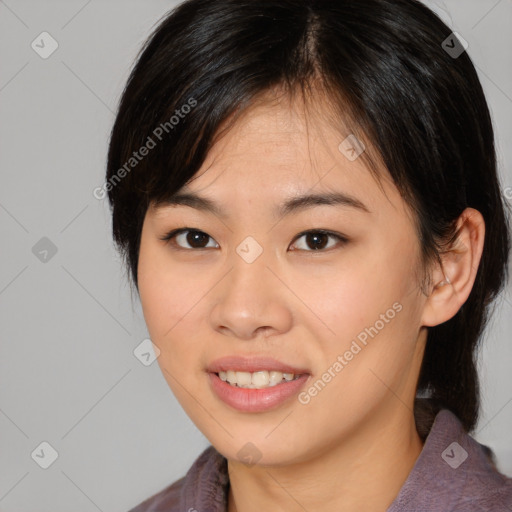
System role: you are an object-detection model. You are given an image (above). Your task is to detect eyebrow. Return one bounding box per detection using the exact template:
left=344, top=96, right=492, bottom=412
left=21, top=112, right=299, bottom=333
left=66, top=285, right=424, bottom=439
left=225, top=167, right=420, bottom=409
left=155, top=189, right=371, bottom=219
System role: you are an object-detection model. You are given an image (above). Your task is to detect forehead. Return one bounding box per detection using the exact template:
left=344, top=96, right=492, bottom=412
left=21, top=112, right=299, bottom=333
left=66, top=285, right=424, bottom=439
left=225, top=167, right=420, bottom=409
left=153, top=96, right=401, bottom=220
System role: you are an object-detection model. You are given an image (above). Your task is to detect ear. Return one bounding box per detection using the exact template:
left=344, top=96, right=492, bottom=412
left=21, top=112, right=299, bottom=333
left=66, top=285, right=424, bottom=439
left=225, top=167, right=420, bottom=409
left=421, top=208, right=485, bottom=327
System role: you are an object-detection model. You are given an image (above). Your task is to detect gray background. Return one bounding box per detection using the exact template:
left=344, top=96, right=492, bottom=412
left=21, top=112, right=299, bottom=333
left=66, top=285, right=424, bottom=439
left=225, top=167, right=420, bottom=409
left=0, top=0, right=511, bottom=510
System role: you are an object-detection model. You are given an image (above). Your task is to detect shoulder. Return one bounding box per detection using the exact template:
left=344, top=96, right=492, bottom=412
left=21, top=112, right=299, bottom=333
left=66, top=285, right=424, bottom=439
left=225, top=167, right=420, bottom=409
left=452, top=441, right=512, bottom=512
left=127, top=445, right=228, bottom=512
left=455, top=472, right=512, bottom=511
left=440, top=410, right=512, bottom=510
left=389, top=409, right=512, bottom=511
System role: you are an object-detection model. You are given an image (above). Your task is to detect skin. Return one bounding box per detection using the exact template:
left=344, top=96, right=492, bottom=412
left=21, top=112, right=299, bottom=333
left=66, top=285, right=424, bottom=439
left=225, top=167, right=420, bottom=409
left=137, top=89, right=485, bottom=512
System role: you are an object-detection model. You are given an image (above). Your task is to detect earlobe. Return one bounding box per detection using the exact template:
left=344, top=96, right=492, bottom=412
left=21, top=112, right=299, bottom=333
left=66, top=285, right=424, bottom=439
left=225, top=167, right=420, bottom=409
left=421, top=208, right=485, bottom=328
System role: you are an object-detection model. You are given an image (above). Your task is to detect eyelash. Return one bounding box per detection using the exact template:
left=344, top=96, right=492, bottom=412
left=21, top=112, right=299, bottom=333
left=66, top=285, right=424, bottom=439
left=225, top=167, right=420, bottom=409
left=159, top=228, right=349, bottom=253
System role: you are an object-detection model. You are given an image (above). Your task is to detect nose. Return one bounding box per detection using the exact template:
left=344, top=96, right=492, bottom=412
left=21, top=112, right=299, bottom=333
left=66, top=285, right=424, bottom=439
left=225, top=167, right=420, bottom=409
left=208, top=243, right=293, bottom=341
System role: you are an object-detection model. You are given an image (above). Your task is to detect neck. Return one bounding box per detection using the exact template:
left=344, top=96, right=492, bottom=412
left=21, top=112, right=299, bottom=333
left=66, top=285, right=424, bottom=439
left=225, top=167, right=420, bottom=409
left=227, top=406, right=424, bottom=512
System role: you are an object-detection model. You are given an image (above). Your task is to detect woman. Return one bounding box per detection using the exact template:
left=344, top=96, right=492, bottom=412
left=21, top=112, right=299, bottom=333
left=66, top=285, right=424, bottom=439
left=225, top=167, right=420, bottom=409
left=105, top=0, right=512, bottom=510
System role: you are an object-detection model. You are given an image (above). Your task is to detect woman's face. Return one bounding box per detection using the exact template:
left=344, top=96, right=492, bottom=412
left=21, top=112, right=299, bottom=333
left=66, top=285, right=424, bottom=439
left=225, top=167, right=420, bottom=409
left=137, top=94, right=430, bottom=465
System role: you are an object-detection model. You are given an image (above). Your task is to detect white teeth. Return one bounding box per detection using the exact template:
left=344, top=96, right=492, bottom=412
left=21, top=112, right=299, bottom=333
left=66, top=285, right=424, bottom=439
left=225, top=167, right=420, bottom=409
left=269, top=371, right=283, bottom=386
left=235, top=371, right=252, bottom=386
left=226, top=370, right=237, bottom=384
left=217, top=370, right=300, bottom=389
left=251, top=371, right=269, bottom=387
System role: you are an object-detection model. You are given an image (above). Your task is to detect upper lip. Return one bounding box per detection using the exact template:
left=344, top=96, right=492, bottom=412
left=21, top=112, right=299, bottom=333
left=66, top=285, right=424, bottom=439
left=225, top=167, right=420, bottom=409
left=207, top=356, right=310, bottom=375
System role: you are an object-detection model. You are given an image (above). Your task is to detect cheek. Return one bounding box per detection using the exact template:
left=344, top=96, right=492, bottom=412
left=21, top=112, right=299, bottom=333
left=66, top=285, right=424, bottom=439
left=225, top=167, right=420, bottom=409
left=292, top=253, right=407, bottom=345
left=137, top=244, right=211, bottom=391
left=139, top=278, right=204, bottom=367
left=298, top=241, right=420, bottom=384
left=138, top=261, right=203, bottom=403
left=138, top=236, right=197, bottom=338
left=137, top=264, right=171, bottom=340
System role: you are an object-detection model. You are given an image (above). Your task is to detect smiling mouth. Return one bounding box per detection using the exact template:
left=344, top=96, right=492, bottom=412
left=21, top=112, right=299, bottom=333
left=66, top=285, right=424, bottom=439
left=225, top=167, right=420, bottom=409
left=215, top=370, right=304, bottom=389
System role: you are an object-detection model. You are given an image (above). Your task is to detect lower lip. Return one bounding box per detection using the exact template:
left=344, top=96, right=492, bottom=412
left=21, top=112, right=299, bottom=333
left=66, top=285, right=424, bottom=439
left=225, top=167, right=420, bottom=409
left=208, top=372, right=309, bottom=413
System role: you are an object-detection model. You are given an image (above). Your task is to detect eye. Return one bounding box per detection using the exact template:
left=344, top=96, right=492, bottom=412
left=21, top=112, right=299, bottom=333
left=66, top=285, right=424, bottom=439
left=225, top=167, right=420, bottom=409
left=159, top=228, right=219, bottom=250
left=289, top=229, right=348, bottom=252
left=159, top=228, right=348, bottom=252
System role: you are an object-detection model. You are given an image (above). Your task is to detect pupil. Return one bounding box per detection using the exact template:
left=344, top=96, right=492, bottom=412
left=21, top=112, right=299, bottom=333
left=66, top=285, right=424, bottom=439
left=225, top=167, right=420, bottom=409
left=307, top=233, right=327, bottom=250
left=188, top=231, right=208, bottom=248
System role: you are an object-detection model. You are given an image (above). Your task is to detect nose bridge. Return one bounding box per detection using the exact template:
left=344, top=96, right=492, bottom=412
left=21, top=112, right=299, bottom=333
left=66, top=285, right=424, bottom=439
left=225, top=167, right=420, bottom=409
left=225, top=233, right=273, bottom=299
left=234, top=234, right=266, bottom=267
left=208, top=231, right=292, bottom=339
